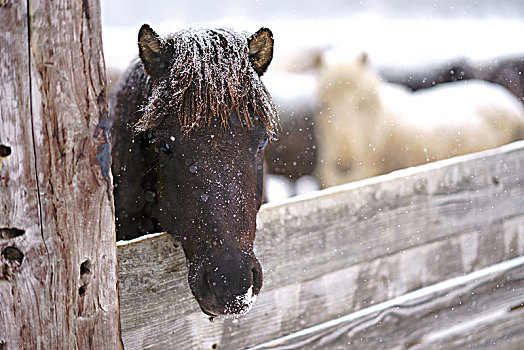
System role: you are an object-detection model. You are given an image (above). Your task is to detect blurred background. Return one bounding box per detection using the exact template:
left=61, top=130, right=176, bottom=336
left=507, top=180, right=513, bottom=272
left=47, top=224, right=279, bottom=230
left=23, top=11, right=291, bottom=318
left=101, top=0, right=524, bottom=202
left=101, top=0, right=524, bottom=70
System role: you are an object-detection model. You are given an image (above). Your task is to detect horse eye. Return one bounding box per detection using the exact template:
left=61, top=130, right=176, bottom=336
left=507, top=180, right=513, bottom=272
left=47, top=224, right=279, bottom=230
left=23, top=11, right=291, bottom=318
left=158, top=140, right=171, bottom=153
left=258, top=136, right=269, bottom=151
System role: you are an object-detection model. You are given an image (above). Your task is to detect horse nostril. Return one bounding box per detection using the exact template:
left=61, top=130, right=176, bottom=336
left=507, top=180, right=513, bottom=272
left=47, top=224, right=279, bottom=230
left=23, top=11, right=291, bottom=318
left=204, top=272, right=216, bottom=291
left=207, top=277, right=217, bottom=290
left=252, top=266, right=263, bottom=294
left=197, top=271, right=216, bottom=302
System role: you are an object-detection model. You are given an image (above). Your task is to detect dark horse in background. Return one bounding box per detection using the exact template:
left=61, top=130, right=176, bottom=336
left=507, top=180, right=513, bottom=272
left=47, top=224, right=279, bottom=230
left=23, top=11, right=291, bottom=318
left=381, top=55, right=524, bottom=103
left=110, top=24, right=278, bottom=317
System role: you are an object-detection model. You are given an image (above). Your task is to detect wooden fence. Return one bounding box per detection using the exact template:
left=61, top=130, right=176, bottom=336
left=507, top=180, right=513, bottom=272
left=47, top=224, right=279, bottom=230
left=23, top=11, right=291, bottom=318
left=1, top=1, right=121, bottom=348
left=3, top=1, right=522, bottom=348
left=118, top=140, right=524, bottom=349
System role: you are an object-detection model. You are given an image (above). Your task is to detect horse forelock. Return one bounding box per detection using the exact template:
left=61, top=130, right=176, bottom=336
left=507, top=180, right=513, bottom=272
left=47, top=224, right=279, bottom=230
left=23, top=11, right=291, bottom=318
left=134, top=28, right=279, bottom=137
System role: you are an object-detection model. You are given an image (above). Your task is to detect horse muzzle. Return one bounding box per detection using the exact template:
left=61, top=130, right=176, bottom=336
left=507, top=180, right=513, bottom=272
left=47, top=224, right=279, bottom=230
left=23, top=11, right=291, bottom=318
left=187, top=252, right=263, bottom=317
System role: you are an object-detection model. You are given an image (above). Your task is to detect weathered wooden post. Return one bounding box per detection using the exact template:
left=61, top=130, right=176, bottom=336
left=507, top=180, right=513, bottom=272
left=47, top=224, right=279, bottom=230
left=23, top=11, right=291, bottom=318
left=0, top=1, right=121, bottom=348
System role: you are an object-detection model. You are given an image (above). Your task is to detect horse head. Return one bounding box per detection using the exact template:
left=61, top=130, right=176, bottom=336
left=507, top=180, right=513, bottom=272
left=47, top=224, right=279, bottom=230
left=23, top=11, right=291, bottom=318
left=131, top=24, right=277, bottom=316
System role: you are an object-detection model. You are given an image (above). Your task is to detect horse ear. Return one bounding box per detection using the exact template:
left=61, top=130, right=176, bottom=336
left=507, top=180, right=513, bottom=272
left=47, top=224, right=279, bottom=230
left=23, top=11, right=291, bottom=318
left=138, top=24, right=171, bottom=79
left=248, top=28, right=274, bottom=76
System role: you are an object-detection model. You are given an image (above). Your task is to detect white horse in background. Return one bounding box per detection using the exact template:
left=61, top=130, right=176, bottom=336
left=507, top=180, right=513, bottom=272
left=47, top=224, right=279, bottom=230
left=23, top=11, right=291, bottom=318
left=317, top=51, right=524, bottom=187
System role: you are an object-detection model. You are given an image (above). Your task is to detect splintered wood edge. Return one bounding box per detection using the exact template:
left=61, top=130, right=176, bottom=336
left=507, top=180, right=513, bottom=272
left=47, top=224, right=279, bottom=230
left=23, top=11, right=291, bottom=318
left=117, top=231, right=168, bottom=247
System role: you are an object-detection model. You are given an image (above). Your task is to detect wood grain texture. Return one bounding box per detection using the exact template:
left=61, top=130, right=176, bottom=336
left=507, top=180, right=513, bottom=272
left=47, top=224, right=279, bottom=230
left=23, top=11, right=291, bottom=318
left=118, top=141, right=524, bottom=349
left=250, top=256, right=524, bottom=349
left=0, top=1, right=121, bottom=349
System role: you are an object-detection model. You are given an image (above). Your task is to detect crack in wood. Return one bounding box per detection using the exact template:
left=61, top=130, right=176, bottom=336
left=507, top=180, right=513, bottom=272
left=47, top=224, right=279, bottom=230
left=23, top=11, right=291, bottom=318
left=26, top=0, right=50, bottom=260
left=0, top=145, right=11, bottom=169
left=0, top=265, right=8, bottom=281
left=82, top=0, right=90, bottom=20
left=0, top=228, right=25, bottom=239
left=80, top=259, right=91, bottom=275
left=509, top=302, right=524, bottom=312
left=0, top=145, right=11, bottom=157
left=93, top=69, right=112, bottom=201
left=79, top=260, right=92, bottom=301
left=1, top=246, right=24, bottom=264
left=95, top=142, right=112, bottom=201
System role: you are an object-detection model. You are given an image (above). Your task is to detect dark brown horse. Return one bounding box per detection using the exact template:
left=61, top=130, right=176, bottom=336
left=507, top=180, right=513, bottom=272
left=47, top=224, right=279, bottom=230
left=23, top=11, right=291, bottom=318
left=110, top=24, right=278, bottom=316
left=381, top=55, right=524, bottom=103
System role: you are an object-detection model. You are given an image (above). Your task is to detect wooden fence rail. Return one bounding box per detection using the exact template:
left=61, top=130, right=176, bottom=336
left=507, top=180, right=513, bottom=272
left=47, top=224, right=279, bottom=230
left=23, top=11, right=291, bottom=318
left=118, top=140, right=524, bottom=349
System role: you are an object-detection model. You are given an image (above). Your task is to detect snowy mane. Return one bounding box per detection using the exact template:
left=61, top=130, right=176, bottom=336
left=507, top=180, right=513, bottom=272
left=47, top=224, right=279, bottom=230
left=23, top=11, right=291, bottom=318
left=134, top=27, right=279, bottom=136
